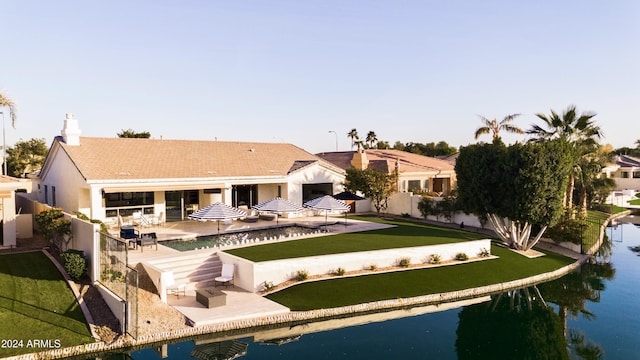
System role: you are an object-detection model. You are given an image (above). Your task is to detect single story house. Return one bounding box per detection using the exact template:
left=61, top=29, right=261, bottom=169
left=36, top=114, right=346, bottom=225
left=602, top=154, right=640, bottom=191
left=316, top=149, right=457, bottom=195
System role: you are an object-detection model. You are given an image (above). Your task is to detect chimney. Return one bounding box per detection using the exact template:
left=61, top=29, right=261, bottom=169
left=61, top=113, right=81, bottom=146
left=350, top=149, right=369, bottom=170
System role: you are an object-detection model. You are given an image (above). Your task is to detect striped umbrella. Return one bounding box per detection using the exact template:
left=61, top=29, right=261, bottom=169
left=304, top=195, right=351, bottom=227
left=252, top=197, right=304, bottom=223
left=188, top=202, right=247, bottom=234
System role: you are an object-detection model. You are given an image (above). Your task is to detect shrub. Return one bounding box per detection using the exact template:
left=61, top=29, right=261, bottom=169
left=546, top=216, right=589, bottom=245
left=427, top=254, right=441, bottom=264
left=455, top=252, right=469, bottom=261
left=397, top=257, right=411, bottom=267
left=60, top=250, right=86, bottom=280
left=263, top=281, right=275, bottom=292
left=295, top=269, right=309, bottom=281
left=368, top=264, right=378, bottom=271
left=478, top=248, right=490, bottom=257
left=334, top=267, right=346, bottom=276
left=400, top=213, right=411, bottom=218
left=101, top=268, right=124, bottom=282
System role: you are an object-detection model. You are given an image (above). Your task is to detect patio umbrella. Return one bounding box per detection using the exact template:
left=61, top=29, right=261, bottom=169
left=252, top=197, right=304, bottom=223
left=188, top=202, right=247, bottom=235
left=303, top=195, right=351, bottom=228
left=332, top=191, right=365, bottom=201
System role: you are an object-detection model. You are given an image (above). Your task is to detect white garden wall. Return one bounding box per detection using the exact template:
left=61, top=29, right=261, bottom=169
left=219, top=239, right=491, bottom=292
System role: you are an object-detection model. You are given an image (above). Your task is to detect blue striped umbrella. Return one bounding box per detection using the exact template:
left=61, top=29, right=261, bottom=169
left=188, top=202, right=247, bottom=234
left=304, top=195, right=351, bottom=227
left=252, top=197, right=304, bottom=223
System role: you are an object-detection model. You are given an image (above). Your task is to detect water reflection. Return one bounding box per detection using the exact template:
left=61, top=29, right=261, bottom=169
left=97, top=220, right=639, bottom=360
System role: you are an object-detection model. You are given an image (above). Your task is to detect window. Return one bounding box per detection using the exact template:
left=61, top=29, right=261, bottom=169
left=104, top=192, right=155, bottom=207
left=634, top=171, right=640, bottom=179
left=52, top=186, right=56, bottom=207
left=622, top=172, right=629, bottom=179
left=408, top=180, right=421, bottom=192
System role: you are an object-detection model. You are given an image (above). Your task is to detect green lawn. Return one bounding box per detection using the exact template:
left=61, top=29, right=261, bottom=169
left=0, top=252, right=94, bottom=357
left=226, top=218, right=487, bottom=262
left=266, top=244, right=574, bottom=311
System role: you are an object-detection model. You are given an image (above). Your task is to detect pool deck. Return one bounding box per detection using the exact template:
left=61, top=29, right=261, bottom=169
left=125, top=216, right=394, bottom=327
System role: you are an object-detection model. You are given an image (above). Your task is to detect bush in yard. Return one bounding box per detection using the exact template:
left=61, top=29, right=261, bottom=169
left=61, top=250, right=86, bottom=280
left=333, top=267, right=346, bottom=276
left=455, top=252, right=469, bottom=261
left=427, top=254, right=441, bottom=264
left=397, top=257, right=411, bottom=267
left=295, top=269, right=309, bottom=281
left=479, top=248, right=490, bottom=257
left=263, top=281, right=275, bottom=292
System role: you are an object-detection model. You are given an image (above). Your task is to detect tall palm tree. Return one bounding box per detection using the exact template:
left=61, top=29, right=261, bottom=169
left=365, top=131, right=377, bottom=149
left=347, top=128, right=359, bottom=150
left=474, top=113, right=523, bottom=141
left=527, top=105, right=603, bottom=215
left=0, top=91, right=17, bottom=128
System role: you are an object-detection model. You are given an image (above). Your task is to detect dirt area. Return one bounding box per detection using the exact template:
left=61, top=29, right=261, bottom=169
left=70, top=263, right=190, bottom=342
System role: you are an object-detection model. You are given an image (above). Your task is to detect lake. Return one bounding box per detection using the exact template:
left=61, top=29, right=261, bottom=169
left=118, top=216, right=640, bottom=359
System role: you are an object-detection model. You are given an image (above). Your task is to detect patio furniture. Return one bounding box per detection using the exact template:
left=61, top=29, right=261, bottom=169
left=195, top=287, right=227, bottom=308
left=165, top=271, right=186, bottom=298
left=120, top=226, right=139, bottom=249
left=137, top=232, right=157, bottom=251
left=215, top=263, right=235, bottom=287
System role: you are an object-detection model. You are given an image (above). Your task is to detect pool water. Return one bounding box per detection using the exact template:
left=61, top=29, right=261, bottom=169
left=162, top=225, right=321, bottom=251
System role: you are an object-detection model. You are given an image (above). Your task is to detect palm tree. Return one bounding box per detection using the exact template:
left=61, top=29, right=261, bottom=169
left=365, top=131, right=377, bottom=149
left=347, top=128, right=359, bottom=150
left=527, top=105, right=603, bottom=215
left=474, top=113, right=523, bottom=141
left=0, top=91, right=17, bottom=128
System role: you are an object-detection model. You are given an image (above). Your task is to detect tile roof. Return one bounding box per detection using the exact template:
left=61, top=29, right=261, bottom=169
left=58, top=137, right=336, bottom=181
left=316, top=149, right=455, bottom=173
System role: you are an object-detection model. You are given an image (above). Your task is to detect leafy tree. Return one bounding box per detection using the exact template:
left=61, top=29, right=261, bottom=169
left=117, top=129, right=151, bottom=138
left=474, top=113, right=523, bottom=141
left=375, top=140, right=390, bottom=149
left=347, top=128, right=359, bottom=150
left=6, top=138, right=48, bottom=177
left=527, top=105, right=603, bottom=214
left=0, top=91, right=17, bottom=128
left=456, top=139, right=573, bottom=250
left=344, top=167, right=398, bottom=216
left=365, top=131, right=377, bottom=148
left=400, top=141, right=458, bottom=157
left=417, top=196, right=438, bottom=219
left=392, top=141, right=404, bottom=150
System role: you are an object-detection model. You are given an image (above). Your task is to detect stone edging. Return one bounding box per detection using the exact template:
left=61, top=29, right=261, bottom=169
left=7, top=211, right=627, bottom=359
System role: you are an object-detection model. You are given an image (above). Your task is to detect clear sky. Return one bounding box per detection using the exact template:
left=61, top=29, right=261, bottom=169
left=2, top=1, right=639, bottom=154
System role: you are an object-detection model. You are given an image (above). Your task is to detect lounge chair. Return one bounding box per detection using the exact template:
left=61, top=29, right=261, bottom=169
left=165, top=271, right=186, bottom=298
left=137, top=232, right=157, bottom=251
left=215, top=263, right=235, bottom=288
left=120, top=226, right=139, bottom=249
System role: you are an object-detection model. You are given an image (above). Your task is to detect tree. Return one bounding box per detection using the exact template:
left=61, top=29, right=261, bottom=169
left=0, top=91, right=17, bottom=129
left=118, top=129, right=151, bottom=138
left=344, top=167, right=398, bottom=216
left=375, top=140, right=390, bottom=149
left=456, top=139, right=573, bottom=250
left=365, top=131, right=377, bottom=149
left=347, top=128, right=359, bottom=150
left=474, top=113, right=523, bottom=141
left=527, top=105, right=603, bottom=215
left=6, top=138, right=48, bottom=177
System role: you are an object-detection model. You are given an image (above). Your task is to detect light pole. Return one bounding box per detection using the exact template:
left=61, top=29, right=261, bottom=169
left=328, top=130, right=338, bottom=151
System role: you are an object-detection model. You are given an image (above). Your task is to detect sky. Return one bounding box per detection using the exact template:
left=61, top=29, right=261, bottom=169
left=2, top=1, right=639, bottom=154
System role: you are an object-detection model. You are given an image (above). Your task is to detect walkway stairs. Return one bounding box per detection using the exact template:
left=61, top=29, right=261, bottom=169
left=144, top=251, right=223, bottom=293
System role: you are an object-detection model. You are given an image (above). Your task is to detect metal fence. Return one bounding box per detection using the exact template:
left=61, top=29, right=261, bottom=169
left=581, top=217, right=603, bottom=254
left=99, top=231, right=139, bottom=339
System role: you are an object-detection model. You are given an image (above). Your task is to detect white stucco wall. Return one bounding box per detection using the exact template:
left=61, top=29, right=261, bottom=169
left=286, top=164, right=345, bottom=204
left=38, top=145, right=88, bottom=213
left=219, top=239, right=491, bottom=292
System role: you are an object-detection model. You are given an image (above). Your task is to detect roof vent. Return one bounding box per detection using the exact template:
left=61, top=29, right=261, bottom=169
left=249, top=148, right=255, bottom=152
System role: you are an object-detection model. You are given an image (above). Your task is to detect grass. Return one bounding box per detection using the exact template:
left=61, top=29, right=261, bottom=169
left=0, top=252, right=93, bottom=357
left=266, top=244, right=574, bottom=311
left=226, top=217, right=486, bottom=262
left=629, top=198, right=640, bottom=205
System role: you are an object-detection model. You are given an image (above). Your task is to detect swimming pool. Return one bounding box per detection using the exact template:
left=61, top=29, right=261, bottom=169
left=162, top=225, right=321, bottom=251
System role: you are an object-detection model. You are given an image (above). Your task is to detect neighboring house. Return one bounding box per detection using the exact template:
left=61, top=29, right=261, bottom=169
left=603, top=155, right=640, bottom=190
left=316, top=149, right=457, bottom=195
left=0, top=175, right=31, bottom=248
left=36, top=114, right=345, bottom=225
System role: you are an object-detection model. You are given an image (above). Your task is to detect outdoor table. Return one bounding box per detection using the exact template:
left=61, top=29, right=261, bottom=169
left=195, top=287, right=226, bottom=308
